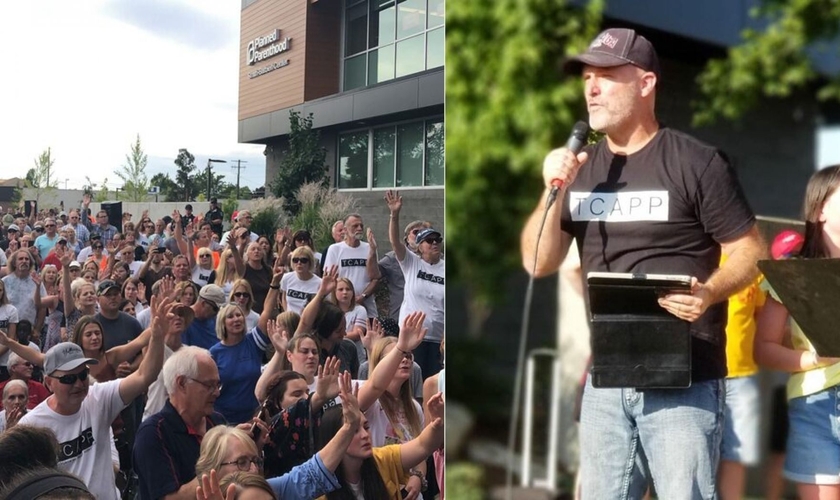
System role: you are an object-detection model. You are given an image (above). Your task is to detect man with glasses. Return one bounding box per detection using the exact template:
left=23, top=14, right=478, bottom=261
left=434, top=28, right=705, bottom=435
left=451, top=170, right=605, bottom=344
left=0, top=352, right=49, bottom=410
left=378, top=219, right=432, bottom=323
left=182, top=284, right=226, bottom=350
left=34, top=217, right=60, bottom=260
left=0, top=224, right=19, bottom=252
left=133, top=346, right=227, bottom=500
left=91, top=210, right=118, bottom=245
left=65, top=209, right=90, bottom=247
left=19, top=307, right=166, bottom=500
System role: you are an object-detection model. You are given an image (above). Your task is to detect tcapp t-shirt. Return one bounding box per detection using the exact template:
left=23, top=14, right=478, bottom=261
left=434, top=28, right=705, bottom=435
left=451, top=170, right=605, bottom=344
left=280, top=272, right=322, bottom=315
left=560, top=127, right=756, bottom=380
left=397, top=251, right=445, bottom=343
left=324, top=241, right=378, bottom=317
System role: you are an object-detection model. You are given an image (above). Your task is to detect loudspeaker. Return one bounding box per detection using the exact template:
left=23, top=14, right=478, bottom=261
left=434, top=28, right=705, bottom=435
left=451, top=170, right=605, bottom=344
left=101, top=201, right=123, bottom=233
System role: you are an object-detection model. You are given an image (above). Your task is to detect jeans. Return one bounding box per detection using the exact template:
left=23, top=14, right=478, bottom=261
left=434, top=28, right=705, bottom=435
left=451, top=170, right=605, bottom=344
left=721, top=374, right=761, bottom=465
left=579, top=374, right=725, bottom=499
left=785, top=385, right=840, bottom=484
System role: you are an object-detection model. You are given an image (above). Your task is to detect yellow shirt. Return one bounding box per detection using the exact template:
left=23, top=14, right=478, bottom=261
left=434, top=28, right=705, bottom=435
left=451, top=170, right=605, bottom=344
left=723, top=254, right=767, bottom=378
left=316, top=445, right=408, bottom=500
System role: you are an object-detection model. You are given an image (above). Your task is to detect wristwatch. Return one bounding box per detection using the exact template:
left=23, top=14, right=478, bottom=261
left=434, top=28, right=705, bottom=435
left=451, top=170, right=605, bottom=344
left=408, top=468, right=428, bottom=492
left=360, top=292, right=367, bottom=300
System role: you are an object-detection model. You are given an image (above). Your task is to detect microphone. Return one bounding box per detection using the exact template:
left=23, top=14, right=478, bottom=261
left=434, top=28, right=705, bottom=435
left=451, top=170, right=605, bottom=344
left=547, top=120, right=590, bottom=206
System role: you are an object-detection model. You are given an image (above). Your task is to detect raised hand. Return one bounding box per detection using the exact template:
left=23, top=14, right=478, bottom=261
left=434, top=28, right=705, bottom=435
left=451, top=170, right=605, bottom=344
left=5, top=405, right=25, bottom=429
left=196, top=470, right=236, bottom=500
left=427, top=391, right=444, bottom=422
left=0, top=327, right=10, bottom=346
left=361, top=317, right=385, bottom=353
left=384, top=189, right=402, bottom=213
left=137, top=281, right=147, bottom=299
left=397, top=311, right=427, bottom=353
left=82, top=193, right=91, bottom=206
left=319, top=265, right=338, bottom=296
left=172, top=210, right=181, bottom=223
left=366, top=227, right=377, bottom=251
left=267, top=321, right=289, bottom=354
left=57, top=245, right=72, bottom=266
left=225, top=231, right=237, bottom=250
left=338, top=371, right=361, bottom=431
left=315, top=356, right=341, bottom=402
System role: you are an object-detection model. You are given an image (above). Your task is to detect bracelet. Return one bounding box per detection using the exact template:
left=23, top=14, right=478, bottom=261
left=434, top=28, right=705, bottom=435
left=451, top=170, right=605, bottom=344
left=269, top=284, right=280, bottom=290
left=396, top=346, right=411, bottom=356
left=408, top=468, right=428, bottom=492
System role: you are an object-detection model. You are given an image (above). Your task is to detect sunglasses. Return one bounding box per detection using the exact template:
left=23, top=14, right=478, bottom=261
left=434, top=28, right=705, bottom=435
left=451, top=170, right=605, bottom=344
left=423, top=237, right=443, bottom=244
left=35, top=227, right=44, bottom=232
left=50, top=368, right=89, bottom=385
left=45, top=224, right=56, bottom=228
left=93, top=244, right=103, bottom=250
left=199, top=254, right=211, bottom=258
left=291, top=257, right=310, bottom=264
left=233, top=292, right=251, bottom=299
left=16, top=362, right=33, bottom=368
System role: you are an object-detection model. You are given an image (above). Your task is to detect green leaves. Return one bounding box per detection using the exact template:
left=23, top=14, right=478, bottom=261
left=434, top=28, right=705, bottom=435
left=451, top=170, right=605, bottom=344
left=269, top=111, right=329, bottom=216
left=446, top=0, right=602, bottom=306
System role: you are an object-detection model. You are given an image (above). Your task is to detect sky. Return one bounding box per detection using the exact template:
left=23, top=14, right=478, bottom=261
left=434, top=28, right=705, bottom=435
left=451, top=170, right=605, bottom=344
left=0, top=0, right=266, bottom=191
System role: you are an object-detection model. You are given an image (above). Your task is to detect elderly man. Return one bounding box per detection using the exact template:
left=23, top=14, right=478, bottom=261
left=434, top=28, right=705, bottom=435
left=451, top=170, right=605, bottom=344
left=2, top=250, right=45, bottom=325
left=33, top=217, right=60, bottom=260
left=324, top=213, right=381, bottom=318
left=181, top=284, right=226, bottom=350
left=319, top=219, right=345, bottom=271
left=0, top=379, right=27, bottom=432
left=18, top=301, right=167, bottom=500
left=132, top=346, right=227, bottom=500
left=221, top=210, right=258, bottom=248
left=378, top=219, right=431, bottom=323
left=65, top=209, right=90, bottom=248
left=0, top=352, right=49, bottom=410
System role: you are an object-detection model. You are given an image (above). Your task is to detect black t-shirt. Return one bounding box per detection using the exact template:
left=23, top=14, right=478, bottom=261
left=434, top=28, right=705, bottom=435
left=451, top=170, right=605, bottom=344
left=560, top=127, right=755, bottom=380
left=139, top=266, right=174, bottom=302
left=244, top=264, right=272, bottom=314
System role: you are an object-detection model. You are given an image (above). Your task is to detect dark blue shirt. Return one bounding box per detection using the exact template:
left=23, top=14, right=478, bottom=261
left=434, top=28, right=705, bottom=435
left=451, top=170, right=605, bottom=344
left=181, top=316, right=218, bottom=350
left=210, top=326, right=269, bottom=424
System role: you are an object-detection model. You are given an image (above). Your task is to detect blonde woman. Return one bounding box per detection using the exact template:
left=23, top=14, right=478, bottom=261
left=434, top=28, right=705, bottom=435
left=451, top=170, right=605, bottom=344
left=229, top=279, right=260, bottom=331
left=280, top=246, right=321, bottom=315
left=214, top=248, right=240, bottom=296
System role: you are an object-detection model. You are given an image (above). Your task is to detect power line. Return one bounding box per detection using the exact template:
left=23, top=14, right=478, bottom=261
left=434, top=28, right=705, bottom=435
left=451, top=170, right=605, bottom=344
left=231, top=160, right=248, bottom=199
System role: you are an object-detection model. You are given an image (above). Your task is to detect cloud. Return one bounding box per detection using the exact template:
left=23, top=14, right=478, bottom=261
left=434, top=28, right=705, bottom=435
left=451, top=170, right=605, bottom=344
left=100, top=0, right=235, bottom=51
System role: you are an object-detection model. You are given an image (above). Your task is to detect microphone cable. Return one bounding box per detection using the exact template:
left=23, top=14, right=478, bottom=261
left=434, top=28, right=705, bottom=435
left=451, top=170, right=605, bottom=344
left=505, top=184, right=563, bottom=500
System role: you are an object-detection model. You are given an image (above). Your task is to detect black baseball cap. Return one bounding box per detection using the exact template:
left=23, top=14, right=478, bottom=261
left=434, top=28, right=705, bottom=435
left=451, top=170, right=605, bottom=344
left=97, top=280, right=120, bottom=295
left=563, top=28, right=660, bottom=79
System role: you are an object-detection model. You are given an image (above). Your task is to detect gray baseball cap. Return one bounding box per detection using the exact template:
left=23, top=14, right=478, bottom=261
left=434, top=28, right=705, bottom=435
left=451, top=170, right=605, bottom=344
left=44, top=342, right=99, bottom=375
left=199, top=284, right=226, bottom=309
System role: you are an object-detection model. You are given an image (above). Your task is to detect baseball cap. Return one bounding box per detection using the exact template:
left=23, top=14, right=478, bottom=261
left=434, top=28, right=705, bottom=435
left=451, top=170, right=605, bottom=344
left=415, top=228, right=442, bottom=244
left=59, top=211, right=67, bottom=217
left=68, top=261, right=82, bottom=270
left=90, top=233, right=102, bottom=241
left=57, top=235, right=67, bottom=244
left=199, top=284, right=226, bottom=310
left=7, top=224, right=19, bottom=232
left=97, top=279, right=121, bottom=295
left=173, top=303, right=195, bottom=325
left=771, top=230, right=804, bottom=260
left=185, top=204, right=193, bottom=211
left=210, top=197, right=218, bottom=204
left=44, top=342, right=99, bottom=375
left=563, top=28, right=661, bottom=79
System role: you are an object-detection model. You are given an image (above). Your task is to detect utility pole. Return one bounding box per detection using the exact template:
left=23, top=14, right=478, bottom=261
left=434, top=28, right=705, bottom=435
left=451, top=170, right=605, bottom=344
left=207, top=159, right=227, bottom=200
left=231, top=160, right=248, bottom=199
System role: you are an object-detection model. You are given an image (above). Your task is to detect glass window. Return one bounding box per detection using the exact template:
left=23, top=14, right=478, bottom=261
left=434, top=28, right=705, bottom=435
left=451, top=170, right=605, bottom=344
left=345, top=3, right=368, bottom=57
left=373, top=127, right=396, bottom=188
left=396, top=0, right=426, bottom=40
left=396, top=122, right=424, bottom=187
left=426, top=27, right=443, bottom=69
left=369, top=0, right=396, bottom=48
left=344, top=54, right=367, bottom=91
left=338, top=132, right=370, bottom=189
left=425, top=121, right=444, bottom=186
left=368, top=45, right=395, bottom=85
left=395, top=34, right=425, bottom=78
left=427, top=0, right=444, bottom=28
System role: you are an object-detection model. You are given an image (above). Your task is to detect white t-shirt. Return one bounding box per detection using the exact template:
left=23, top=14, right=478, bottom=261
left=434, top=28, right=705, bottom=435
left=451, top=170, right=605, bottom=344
left=221, top=230, right=258, bottom=248
left=77, top=246, right=109, bottom=264
left=20, top=379, right=126, bottom=500
left=344, top=304, right=368, bottom=363
left=191, top=265, right=214, bottom=288
left=324, top=241, right=377, bottom=318
left=246, top=309, right=259, bottom=331
left=365, top=397, right=424, bottom=448
left=280, top=273, right=322, bottom=315
left=136, top=307, right=152, bottom=330
left=1, top=274, right=46, bottom=325
left=143, top=345, right=174, bottom=420
left=398, top=252, right=445, bottom=343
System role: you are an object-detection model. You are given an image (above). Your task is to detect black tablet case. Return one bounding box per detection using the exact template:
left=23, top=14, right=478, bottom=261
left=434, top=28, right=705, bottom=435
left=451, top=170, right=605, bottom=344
left=757, top=258, right=840, bottom=357
left=587, top=273, right=693, bottom=388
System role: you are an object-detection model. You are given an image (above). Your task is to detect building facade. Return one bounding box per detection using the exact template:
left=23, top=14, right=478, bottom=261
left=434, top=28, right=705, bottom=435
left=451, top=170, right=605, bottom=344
left=238, top=0, right=445, bottom=245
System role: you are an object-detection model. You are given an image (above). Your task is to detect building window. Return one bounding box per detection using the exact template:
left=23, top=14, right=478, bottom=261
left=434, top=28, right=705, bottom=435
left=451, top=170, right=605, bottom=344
left=343, top=0, right=444, bottom=91
left=338, top=117, right=444, bottom=189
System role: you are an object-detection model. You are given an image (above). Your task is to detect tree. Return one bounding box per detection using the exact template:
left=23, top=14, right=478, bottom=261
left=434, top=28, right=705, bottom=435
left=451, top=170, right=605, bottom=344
left=114, top=134, right=151, bottom=202
left=26, top=148, right=58, bottom=205
left=174, top=149, right=197, bottom=201
left=693, top=0, right=840, bottom=126
left=447, top=0, right=603, bottom=311
left=149, top=173, right=178, bottom=201
left=193, top=168, right=229, bottom=200
left=270, top=111, right=328, bottom=215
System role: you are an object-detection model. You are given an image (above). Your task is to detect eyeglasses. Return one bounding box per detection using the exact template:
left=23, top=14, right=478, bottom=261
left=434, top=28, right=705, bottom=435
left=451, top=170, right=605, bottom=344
left=50, top=369, right=89, bottom=385
left=423, top=237, right=443, bottom=244
left=233, top=292, right=251, bottom=299
left=188, top=378, right=222, bottom=392
left=45, top=224, right=56, bottom=228
left=220, top=456, right=264, bottom=471
left=93, top=245, right=103, bottom=250
left=291, top=257, right=310, bottom=264
left=199, top=254, right=211, bottom=258
left=35, top=227, right=44, bottom=232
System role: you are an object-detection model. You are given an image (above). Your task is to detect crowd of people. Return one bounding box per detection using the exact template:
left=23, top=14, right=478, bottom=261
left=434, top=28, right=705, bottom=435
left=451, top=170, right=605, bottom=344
left=0, top=189, right=445, bottom=499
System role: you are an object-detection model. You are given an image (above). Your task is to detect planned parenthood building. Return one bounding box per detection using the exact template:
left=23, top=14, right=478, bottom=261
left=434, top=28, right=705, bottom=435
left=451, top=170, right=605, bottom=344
left=238, top=0, right=445, bottom=236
